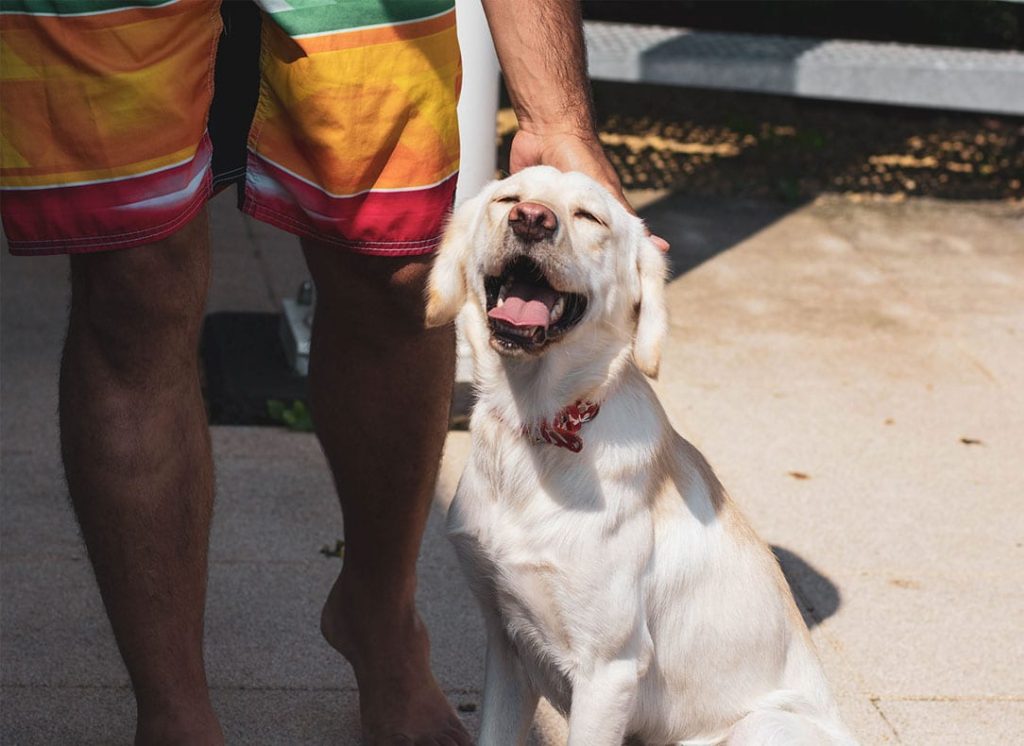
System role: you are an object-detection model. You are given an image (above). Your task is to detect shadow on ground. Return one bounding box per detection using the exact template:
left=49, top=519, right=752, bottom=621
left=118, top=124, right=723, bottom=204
left=640, top=195, right=794, bottom=279
left=772, top=545, right=841, bottom=629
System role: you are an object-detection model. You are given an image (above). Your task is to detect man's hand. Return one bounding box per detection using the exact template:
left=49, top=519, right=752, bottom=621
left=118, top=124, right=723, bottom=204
left=509, top=129, right=670, bottom=251
left=509, top=130, right=621, bottom=204
left=482, top=0, right=670, bottom=251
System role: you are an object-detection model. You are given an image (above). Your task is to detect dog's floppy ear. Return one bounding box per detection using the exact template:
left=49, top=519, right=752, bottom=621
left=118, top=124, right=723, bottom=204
left=633, top=233, right=669, bottom=378
left=425, top=193, right=484, bottom=328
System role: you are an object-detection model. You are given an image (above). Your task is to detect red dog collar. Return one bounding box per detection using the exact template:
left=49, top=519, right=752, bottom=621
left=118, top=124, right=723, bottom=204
left=523, top=400, right=601, bottom=453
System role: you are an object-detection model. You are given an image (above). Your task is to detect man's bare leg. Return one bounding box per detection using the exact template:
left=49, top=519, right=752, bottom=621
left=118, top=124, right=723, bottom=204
left=303, top=244, right=471, bottom=746
left=59, top=211, right=222, bottom=745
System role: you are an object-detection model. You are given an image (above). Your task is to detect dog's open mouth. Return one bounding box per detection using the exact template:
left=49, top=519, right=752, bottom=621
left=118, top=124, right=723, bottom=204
left=484, top=256, right=587, bottom=353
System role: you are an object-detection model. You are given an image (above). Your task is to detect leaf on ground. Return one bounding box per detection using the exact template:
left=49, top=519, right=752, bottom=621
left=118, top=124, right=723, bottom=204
left=267, top=399, right=314, bottom=432
left=319, top=540, right=345, bottom=559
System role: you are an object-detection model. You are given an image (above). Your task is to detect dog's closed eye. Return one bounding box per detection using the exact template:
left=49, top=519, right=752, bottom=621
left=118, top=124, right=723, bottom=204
left=574, top=209, right=606, bottom=226
left=495, top=195, right=520, bottom=204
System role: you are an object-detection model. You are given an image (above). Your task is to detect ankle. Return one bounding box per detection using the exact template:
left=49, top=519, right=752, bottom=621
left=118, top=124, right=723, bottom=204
left=135, top=700, right=222, bottom=746
left=320, top=574, right=424, bottom=660
left=325, top=570, right=418, bottom=629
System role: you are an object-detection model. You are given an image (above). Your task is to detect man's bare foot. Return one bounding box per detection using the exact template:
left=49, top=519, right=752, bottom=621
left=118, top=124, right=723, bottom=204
left=321, top=576, right=472, bottom=746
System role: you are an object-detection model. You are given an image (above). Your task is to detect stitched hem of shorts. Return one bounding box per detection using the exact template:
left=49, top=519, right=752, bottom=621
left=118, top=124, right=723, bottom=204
left=6, top=179, right=212, bottom=256
left=242, top=198, right=442, bottom=256
left=212, top=165, right=246, bottom=188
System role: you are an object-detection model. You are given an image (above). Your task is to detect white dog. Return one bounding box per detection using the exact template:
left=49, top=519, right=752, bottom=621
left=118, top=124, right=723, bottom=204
left=426, top=166, right=856, bottom=746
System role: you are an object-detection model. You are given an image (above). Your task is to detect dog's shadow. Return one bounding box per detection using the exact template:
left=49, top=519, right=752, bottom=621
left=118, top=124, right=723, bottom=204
left=771, top=545, right=841, bottom=629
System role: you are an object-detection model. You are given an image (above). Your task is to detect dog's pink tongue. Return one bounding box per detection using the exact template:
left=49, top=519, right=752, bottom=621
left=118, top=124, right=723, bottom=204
left=488, top=281, right=559, bottom=328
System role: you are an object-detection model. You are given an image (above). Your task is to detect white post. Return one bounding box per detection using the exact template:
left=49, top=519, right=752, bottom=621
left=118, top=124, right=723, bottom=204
left=453, top=0, right=500, bottom=389
left=455, top=0, right=500, bottom=205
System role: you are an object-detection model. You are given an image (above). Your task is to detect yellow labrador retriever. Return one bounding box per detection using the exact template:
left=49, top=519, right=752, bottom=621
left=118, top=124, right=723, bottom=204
left=426, top=166, right=857, bottom=746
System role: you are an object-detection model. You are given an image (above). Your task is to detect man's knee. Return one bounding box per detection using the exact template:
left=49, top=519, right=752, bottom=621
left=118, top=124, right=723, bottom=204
left=67, top=215, right=210, bottom=374
left=303, top=243, right=436, bottom=334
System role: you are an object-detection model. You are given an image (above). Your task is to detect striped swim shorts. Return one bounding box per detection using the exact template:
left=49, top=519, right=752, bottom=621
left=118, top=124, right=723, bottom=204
left=0, top=0, right=462, bottom=256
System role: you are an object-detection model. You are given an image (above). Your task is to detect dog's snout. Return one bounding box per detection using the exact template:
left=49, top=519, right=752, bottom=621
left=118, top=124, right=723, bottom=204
left=509, top=202, right=557, bottom=242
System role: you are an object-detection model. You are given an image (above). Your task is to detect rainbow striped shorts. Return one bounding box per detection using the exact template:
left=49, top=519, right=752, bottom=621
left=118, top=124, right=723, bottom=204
left=0, top=0, right=461, bottom=256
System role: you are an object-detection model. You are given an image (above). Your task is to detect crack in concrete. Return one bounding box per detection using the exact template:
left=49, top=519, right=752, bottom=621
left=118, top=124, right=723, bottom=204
left=869, top=698, right=903, bottom=743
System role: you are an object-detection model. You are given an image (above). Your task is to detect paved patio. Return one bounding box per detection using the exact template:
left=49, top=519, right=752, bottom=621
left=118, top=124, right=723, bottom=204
left=2, top=189, right=1022, bottom=744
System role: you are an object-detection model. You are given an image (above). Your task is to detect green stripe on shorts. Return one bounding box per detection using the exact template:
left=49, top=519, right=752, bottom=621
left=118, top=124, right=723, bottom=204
left=0, top=0, right=175, bottom=15
left=259, top=0, right=454, bottom=37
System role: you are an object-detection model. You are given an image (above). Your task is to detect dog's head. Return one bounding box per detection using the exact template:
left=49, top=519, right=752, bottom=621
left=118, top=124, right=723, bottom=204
left=426, top=166, right=667, bottom=378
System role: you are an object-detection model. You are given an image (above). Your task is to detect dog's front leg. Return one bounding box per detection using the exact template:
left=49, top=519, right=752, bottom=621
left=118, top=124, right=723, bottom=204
left=566, top=658, right=640, bottom=746
left=478, top=626, right=539, bottom=746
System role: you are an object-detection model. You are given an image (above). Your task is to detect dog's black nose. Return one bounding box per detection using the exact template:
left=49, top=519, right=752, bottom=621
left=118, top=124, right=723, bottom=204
left=509, top=202, right=558, bottom=242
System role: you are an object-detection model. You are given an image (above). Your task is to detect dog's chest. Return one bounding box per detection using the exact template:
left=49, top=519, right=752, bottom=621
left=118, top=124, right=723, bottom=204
left=456, top=500, right=586, bottom=657
left=450, top=451, right=653, bottom=679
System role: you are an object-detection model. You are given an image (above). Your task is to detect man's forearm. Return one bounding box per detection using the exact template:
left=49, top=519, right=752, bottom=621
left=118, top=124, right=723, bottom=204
left=480, top=0, right=595, bottom=136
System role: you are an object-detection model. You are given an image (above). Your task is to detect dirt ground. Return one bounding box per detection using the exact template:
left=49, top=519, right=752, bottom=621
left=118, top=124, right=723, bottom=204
left=499, top=81, right=1023, bottom=204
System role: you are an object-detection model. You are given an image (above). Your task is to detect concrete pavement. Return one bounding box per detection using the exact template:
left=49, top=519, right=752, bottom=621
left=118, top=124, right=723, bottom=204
left=2, top=189, right=1022, bottom=744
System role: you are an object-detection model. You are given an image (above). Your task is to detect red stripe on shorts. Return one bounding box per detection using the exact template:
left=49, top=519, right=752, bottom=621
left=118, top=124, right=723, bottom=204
left=242, top=152, right=457, bottom=256
left=4, top=135, right=213, bottom=255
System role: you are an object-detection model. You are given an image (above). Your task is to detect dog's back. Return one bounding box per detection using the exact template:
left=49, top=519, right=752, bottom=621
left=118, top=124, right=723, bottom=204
left=636, top=433, right=851, bottom=743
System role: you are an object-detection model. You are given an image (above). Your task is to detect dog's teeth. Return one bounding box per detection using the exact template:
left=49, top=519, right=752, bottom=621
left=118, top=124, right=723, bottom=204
left=498, top=283, right=510, bottom=303
left=550, top=296, right=566, bottom=323
left=496, top=297, right=505, bottom=308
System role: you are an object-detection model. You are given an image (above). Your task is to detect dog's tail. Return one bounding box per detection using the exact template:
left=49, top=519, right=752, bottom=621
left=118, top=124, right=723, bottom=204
left=715, top=690, right=858, bottom=746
